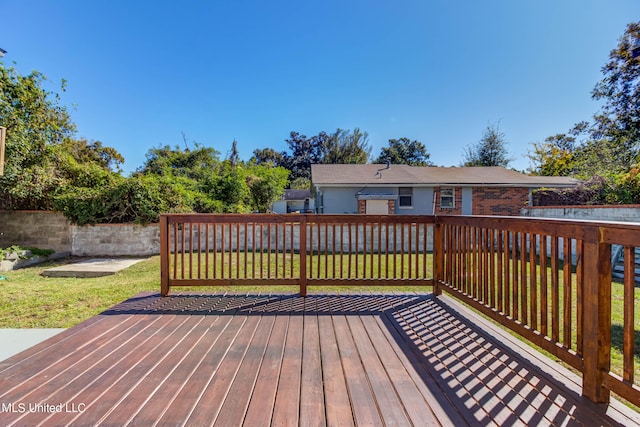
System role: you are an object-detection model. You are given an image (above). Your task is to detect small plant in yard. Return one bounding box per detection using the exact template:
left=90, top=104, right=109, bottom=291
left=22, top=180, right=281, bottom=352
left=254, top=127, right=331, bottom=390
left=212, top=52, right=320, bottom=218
left=0, top=245, right=24, bottom=262
left=0, top=245, right=55, bottom=262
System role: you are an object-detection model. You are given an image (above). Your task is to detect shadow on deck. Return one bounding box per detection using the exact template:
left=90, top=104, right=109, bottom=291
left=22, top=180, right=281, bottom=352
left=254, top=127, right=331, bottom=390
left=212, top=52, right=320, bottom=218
left=0, top=293, right=637, bottom=426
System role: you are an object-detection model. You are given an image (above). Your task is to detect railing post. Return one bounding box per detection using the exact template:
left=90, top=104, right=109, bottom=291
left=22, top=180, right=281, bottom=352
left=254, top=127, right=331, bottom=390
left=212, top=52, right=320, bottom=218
left=299, top=215, right=307, bottom=297
left=433, top=218, right=444, bottom=295
left=582, top=226, right=611, bottom=404
left=160, top=215, right=170, bottom=297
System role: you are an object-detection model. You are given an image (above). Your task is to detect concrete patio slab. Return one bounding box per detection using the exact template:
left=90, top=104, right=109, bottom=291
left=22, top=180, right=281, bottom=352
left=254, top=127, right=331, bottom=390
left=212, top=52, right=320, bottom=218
left=0, top=329, right=66, bottom=361
left=41, top=258, right=147, bottom=278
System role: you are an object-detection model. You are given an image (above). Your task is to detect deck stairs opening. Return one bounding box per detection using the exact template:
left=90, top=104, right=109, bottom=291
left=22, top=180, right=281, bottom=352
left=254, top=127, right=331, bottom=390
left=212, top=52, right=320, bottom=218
left=612, top=245, right=640, bottom=283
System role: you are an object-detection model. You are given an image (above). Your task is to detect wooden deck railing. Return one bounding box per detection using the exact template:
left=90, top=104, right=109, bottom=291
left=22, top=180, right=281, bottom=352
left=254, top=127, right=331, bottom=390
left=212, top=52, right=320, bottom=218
left=160, top=214, right=435, bottom=296
left=160, top=213, right=640, bottom=408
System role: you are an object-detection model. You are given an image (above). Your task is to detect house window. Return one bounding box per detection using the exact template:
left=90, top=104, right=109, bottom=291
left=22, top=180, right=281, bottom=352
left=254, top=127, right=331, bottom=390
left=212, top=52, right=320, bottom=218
left=440, top=188, right=454, bottom=208
left=398, top=187, right=413, bottom=208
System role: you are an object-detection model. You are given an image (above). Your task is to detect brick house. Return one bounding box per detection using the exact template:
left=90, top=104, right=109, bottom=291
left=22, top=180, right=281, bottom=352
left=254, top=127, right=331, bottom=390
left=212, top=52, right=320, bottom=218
left=311, top=164, right=578, bottom=216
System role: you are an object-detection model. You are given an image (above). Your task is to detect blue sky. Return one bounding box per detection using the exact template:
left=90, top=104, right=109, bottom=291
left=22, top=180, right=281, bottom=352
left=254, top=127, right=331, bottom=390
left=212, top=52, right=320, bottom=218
left=1, top=1, right=638, bottom=174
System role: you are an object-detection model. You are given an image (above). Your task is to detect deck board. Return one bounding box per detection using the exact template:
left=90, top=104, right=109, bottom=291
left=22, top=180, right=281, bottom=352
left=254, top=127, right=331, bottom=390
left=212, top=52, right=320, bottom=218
left=0, top=292, right=637, bottom=426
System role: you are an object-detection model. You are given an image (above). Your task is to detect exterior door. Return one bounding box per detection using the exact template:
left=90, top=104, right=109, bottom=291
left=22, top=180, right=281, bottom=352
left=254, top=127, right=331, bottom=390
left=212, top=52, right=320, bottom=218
left=462, top=187, right=472, bottom=215
left=366, top=200, right=389, bottom=214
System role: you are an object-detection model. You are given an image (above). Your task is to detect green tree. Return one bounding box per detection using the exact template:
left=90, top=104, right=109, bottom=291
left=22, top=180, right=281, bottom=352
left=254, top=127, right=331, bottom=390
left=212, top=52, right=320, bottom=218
left=590, top=21, right=640, bottom=169
left=321, top=128, right=371, bottom=164
left=0, top=63, right=128, bottom=210
left=228, top=139, right=240, bottom=167
left=284, top=131, right=329, bottom=181
left=60, top=138, right=124, bottom=172
left=214, top=166, right=249, bottom=210
left=375, top=137, right=432, bottom=166
left=528, top=123, right=588, bottom=176
left=528, top=140, right=576, bottom=176
left=0, top=64, right=76, bottom=209
left=289, top=177, right=311, bottom=190
left=252, top=147, right=285, bottom=167
left=463, top=123, right=512, bottom=167
left=138, top=144, right=220, bottom=180
left=246, top=165, right=289, bottom=213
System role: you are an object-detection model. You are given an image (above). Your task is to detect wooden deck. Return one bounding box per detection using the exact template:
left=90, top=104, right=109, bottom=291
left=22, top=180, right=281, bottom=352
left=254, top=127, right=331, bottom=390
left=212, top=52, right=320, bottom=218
left=0, top=293, right=638, bottom=426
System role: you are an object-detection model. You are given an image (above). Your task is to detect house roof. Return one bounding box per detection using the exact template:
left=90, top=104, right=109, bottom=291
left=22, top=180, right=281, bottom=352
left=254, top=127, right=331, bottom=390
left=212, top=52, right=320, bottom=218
left=283, top=189, right=312, bottom=200
left=311, top=164, right=579, bottom=188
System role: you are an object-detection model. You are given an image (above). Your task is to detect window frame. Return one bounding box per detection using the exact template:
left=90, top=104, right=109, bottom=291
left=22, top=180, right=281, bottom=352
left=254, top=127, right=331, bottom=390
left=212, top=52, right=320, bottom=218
left=440, top=187, right=455, bottom=208
left=398, top=187, right=413, bottom=209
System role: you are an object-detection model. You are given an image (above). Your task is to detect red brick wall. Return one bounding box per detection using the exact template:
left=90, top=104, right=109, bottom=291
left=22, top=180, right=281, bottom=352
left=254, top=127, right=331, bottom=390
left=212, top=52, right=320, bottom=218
left=433, top=187, right=463, bottom=215
left=358, top=200, right=366, bottom=214
left=472, top=187, right=530, bottom=216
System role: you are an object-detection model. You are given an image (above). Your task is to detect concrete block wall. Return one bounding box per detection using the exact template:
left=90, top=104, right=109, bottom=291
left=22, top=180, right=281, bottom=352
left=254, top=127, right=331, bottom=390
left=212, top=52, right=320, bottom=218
left=0, top=211, right=72, bottom=253
left=0, top=211, right=159, bottom=256
left=71, top=224, right=160, bottom=256
left=521, top=205, right=640, bottom=223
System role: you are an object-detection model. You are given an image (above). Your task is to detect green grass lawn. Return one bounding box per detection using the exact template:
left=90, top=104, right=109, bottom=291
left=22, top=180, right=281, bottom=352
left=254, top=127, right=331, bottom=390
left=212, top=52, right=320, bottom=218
left=0, top=255, right=432, bottom=328
left=0, top=257, right=162, bottom=328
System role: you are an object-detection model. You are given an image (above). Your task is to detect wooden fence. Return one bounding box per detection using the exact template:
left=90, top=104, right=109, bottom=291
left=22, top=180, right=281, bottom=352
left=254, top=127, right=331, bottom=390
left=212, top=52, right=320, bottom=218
left=160, top=213, right=640, bottom=408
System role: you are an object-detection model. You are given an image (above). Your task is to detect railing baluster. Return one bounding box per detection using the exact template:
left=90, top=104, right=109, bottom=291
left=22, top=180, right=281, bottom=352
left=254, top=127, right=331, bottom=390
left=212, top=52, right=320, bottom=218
left=407, top=223, right=412, bottom=278
left=576, top=239, right=583, bottom=354
left=181, top=223, right=186, bottom=280
left=563, top=237, right=572, bottom=347
left=309, top=222, right=314, bottom=279
left=205, top=223, right=210, bottom=279
left=540, top=235, right=548, bottom=336
left=173, top=222, right=178, bottom=281
left=266, top=223, right=271, bottom=279
left=228, top=224, right=233, bottom=279
left=489, top=228, right=495, bottom=307
left=363, top=223, right=368, bottom=278
left=291, top=221, right=295, bottom=278
left=213, top=223, right=218, bottom=279
left=353, top=223, right=358, bottom=279
left=551, top=236, right=559, bottom=342
left=512, top=231, right=519, bottom=320
left=504, top=231, right=510, bottom=316
left=385, top=222, right=390, bottom=279
left=377, top=222, right=382, bottom=279
left=623, top=245, right=635, bottom=383
left=520, top=232, right=527, bottom=325
left=476, top=227, right=482, bottom=300
left=340, top=223, right=344, bottom=279
left=529, top=233, right=538, bottom=331
left=259, top=223, right=264, bottom=279
left=316, top=222, right=321, bottom=278
left=496, top=229, right=503, bottom=312
left=274, top=223, right=279, bottom=278
left=252, top=222, right=256, bottom=279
